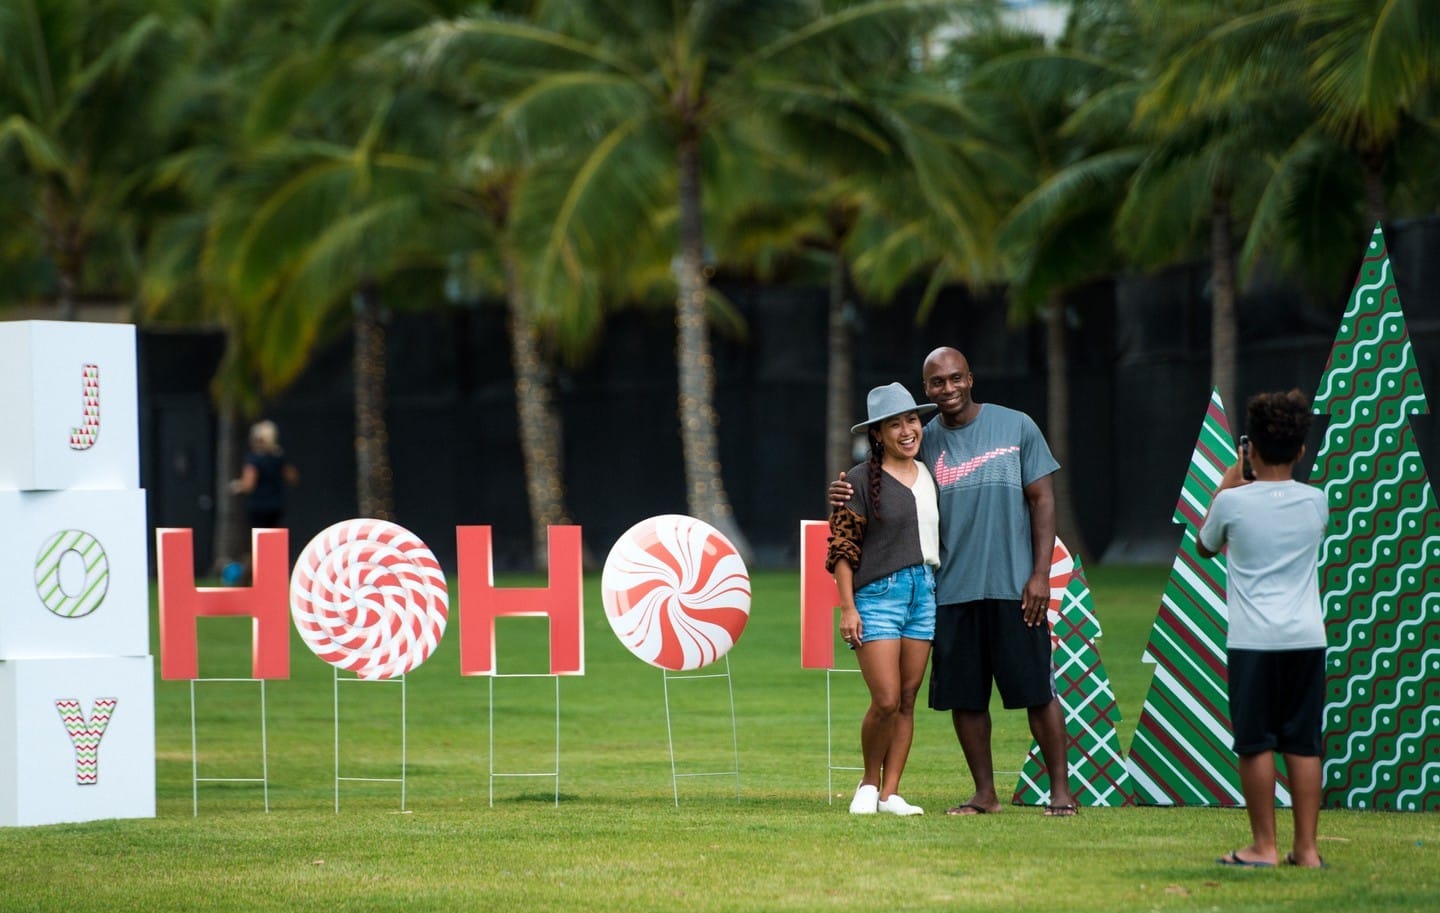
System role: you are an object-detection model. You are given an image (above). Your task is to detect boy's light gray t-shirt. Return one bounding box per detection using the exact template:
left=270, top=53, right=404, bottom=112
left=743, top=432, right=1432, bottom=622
left=1198, top=479, right=1328, bottom=650
left=918, top=404, right=1058, bottom=604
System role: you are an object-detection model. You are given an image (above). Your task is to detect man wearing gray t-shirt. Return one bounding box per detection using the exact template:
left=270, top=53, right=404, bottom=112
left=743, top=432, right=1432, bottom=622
left=832, top=347, right=1077, bottom=816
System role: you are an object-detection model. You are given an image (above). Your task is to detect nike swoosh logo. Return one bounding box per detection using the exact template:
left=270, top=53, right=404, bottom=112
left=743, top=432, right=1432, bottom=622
left=932, top=446, right=1020, bottom=487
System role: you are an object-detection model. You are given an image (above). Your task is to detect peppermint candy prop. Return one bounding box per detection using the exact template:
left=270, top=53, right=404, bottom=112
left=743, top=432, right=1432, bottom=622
left=601, top=515, right=751, bottom=671
left=290, top=519, right=448, bottom=680
left=1045, top=537, right=1076, bottom=643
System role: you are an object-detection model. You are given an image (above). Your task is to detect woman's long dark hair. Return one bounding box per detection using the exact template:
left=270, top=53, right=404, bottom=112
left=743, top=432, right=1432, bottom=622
left=866, top=433, right=883, bottom=520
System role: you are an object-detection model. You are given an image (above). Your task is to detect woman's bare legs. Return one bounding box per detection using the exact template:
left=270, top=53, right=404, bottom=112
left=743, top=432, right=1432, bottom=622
left=878, top=637, right=931, bottom=798
left=855, top=639, right=902, bottom=789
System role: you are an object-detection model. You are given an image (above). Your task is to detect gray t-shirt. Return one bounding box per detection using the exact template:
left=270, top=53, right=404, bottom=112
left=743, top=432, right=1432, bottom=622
left=918, top=404, right=1059, bottom=604
left=1198, top=479, right=1328, bottom=650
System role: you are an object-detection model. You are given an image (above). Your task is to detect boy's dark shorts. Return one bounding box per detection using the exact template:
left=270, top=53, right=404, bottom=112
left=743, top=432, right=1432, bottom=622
left=1227, top=648, right=1325, bottom=756
left=929, top=599, right=1056, bottom=711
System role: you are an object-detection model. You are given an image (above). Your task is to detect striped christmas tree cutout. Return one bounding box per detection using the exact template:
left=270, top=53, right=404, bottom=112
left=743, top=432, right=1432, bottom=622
left=1125, top=389, right=1292, bottom=805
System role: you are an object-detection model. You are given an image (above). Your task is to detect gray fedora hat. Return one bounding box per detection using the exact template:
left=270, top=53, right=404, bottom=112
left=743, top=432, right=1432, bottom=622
left=850, top=382, right=938, bottom=434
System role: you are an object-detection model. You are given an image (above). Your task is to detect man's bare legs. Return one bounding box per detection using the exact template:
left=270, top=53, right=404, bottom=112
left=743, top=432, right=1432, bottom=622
left=1030, top=698, right=1077, bottom=813
left=946, top=698, right=1074, bottom=815
left=947, top=709, right=1000, bottom=813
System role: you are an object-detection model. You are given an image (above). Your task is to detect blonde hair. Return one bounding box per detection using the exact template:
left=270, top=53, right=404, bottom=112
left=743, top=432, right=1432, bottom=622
left=249, top=420, right=281, bottom=455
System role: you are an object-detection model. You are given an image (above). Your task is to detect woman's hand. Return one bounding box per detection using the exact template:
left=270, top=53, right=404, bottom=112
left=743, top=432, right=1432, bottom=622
left=839, top=604, right=863, bottom=647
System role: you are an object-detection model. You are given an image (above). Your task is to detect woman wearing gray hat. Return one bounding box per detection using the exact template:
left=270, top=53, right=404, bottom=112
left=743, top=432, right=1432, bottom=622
left=825, top=382, right=940, bottom=816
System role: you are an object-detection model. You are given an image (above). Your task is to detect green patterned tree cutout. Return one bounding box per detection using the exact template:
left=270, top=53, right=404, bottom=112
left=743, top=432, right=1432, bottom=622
left=1126, top=389, right=1292, bottom=805
left=1311, top=224, right=1440, bottom=811
left=1013, top=548, right=1135, bottom=807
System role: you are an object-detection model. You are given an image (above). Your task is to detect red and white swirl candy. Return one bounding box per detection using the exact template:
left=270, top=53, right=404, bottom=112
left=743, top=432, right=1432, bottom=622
left=601, top=515, right=751, bottom=671
left=290, top=519, right=449, bottom=680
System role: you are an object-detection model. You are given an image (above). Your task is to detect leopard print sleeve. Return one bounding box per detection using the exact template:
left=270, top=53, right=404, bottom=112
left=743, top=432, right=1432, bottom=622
left=825, top=507, right=866, bottom=573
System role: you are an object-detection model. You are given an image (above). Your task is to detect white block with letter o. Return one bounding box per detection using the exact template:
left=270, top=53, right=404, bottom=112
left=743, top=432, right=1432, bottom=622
left=0, top=321, right=139, bottom=491
left=0, top=655, right=155, bottom=826
left=0, top=489, right=149, bottom=659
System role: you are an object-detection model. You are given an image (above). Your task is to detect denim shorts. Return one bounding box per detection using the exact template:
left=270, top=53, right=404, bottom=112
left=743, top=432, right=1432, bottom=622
left=854, top=564, right=936, bottom=642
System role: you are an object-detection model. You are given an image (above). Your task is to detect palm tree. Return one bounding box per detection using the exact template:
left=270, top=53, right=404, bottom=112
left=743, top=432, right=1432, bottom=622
left=389, top=10, right=622, bottom=569
left=941, top=11, right=1144, bottom=564
left=1298, top=0, right=1440, bottom=224
left=229, top=118, right=460, bottom=521
left=0, top=0, right=186, bottom=318
left=1138, top=1, right=1440, bottom=315
left=701, top=25, right=1000, bottom=484
left=140, top=0, right=303, bottom=570
left=1119, top=2, right=1316, bottom=410
left=245, top=2, right=498, bottom=526
left=144, top=0, right=467, bottom=535
left=442, top=167, right=583, bottom=570
left=401, top=0, right=976, bottom=556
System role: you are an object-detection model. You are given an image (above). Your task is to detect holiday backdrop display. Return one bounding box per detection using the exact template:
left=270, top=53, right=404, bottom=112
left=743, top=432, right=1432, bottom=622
left=0, top=321, right=154, bottom=827
left=1311, top=225, right=1440, bottom=811
left=11, top=222, right=1440, bottom=823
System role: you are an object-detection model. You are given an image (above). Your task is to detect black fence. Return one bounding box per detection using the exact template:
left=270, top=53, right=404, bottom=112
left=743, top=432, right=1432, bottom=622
left=139, top=217, right=1440, bottom=573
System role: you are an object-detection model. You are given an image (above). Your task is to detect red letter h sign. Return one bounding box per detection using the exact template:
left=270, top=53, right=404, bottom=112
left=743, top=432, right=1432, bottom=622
left=156, top=528, right=291, bottom=680
left=456, top=526, right=584, bottom=675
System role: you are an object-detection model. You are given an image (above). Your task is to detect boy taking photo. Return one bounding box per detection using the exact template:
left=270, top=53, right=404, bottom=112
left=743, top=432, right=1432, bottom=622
left=1198, top=389, right=1330, bottom=869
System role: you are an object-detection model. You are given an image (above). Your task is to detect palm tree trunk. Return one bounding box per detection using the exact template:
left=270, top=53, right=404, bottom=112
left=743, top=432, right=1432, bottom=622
left=353, top=279, right=394, bottom=521
left=1044, top=292, right=1090, bottom=565
left=504, top=253, right=571, bottom=570
left=213, top=389, right=246, bottom=574
left=57, top=269, right=79, bottom=322
left=675, top=134, right=750, bottom=558
left=1210, top=186, right=1238, bottom=415
left=42, top=185, right=81, bottom=321
left=825, top=252, right=855, bottom=485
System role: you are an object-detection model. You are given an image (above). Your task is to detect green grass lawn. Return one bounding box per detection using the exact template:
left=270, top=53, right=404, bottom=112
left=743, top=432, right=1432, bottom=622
left=2, top=565, right=1437, bottom=912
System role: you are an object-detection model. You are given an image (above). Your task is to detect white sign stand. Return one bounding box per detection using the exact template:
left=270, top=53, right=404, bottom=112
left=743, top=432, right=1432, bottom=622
left=487, top=673, right=561, bottom=807
left=662, top=657, right=741, bottom=806
left=334, top=670, right=407, bottom=812
left=190, top=678, right=270, bottom=815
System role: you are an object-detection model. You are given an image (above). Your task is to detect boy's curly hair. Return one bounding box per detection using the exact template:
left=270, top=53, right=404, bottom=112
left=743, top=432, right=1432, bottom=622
left=1246, top=389, right=1313, bottom=465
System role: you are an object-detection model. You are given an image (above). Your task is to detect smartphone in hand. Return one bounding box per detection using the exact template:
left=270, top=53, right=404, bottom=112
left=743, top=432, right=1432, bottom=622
left=1240, top=435, right=1255, bottom=481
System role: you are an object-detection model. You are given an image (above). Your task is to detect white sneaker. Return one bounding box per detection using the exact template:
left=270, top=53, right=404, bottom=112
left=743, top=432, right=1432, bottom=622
left=849, top=783, right=879, bottom=814
left=878, top=793, right=924, bottom=816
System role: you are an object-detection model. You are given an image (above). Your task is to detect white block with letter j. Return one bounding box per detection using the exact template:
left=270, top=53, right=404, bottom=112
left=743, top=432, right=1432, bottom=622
left=0, top=321, right=139, bottom=491
left=0, top=656, right=155, bottom=826
left=0, top=490, right=149, bottom=659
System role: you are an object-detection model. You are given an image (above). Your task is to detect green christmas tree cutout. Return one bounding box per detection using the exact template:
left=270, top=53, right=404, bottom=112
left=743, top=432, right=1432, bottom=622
left=1013, top=540, right=1135, bottom=807
left=1311, top=224, right=1440, bottom=811
left=1125, top=389, right=1293, bottom=805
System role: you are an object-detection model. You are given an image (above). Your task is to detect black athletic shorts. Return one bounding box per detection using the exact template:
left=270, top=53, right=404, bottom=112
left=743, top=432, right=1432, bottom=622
left=929, top=599, right=1057, bottom=711
left=1227, top=648, right=1325, bottom=757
